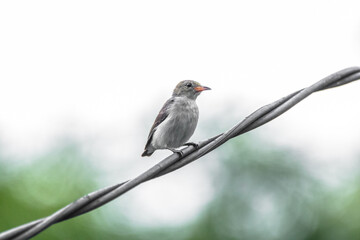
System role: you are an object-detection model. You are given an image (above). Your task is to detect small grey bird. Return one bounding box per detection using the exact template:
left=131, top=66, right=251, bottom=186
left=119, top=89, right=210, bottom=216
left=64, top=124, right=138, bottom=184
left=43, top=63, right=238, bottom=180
left=142, top=80, right=211, bottom=157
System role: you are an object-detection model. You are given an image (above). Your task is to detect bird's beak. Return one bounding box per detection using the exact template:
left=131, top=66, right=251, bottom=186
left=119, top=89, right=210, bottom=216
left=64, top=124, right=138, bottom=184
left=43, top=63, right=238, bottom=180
left=194, top=86, right=211, bottom=92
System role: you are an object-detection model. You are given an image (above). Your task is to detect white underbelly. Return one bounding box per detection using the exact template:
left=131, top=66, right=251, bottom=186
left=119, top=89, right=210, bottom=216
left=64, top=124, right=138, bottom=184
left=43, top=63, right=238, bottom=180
left=152, top=112, right=198, bottom=149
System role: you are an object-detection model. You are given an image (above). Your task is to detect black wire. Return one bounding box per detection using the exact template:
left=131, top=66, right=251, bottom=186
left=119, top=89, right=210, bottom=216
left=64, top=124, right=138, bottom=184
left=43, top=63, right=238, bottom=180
left=1, top=67, right=359, bottom=240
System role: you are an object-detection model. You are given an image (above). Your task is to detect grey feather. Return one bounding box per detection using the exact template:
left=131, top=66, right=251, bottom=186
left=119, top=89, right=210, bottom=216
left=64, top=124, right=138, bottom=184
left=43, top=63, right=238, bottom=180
left=142, top=98, right=174, bottom=156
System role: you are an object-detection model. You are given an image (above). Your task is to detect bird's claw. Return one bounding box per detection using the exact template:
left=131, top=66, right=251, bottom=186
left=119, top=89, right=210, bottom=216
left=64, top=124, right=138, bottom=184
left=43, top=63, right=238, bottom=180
left=168, top=148, right=184, bottom=157
left=183, top=142, right=199, bottom=148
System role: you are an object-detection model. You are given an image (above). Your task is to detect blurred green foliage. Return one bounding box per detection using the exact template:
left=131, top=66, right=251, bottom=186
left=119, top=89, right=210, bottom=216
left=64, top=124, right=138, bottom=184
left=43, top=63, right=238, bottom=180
left=0, top=142, right=122, bottom=240
left=1, top=136, right=360, bottom=240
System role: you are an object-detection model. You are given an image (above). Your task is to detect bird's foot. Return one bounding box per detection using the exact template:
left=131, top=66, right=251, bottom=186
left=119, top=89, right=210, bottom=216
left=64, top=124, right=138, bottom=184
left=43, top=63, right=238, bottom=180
left=183, top=142, right=199, bottom=148
left=167, top=148, right=184, bottom=157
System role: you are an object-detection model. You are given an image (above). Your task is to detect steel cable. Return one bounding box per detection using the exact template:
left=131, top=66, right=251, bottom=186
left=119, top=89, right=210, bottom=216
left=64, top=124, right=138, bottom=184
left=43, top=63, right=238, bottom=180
left=1, top=67, right=359, bottom=240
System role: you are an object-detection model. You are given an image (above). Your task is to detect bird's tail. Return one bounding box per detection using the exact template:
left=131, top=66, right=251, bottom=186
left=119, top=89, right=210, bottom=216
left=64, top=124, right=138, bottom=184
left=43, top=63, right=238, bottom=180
left=141, top=149, right=154, bottom=157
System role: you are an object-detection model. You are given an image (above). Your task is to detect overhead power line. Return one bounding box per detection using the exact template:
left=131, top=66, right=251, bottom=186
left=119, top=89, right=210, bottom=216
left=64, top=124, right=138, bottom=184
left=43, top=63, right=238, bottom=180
left=1, top=67, right=360, bottom=240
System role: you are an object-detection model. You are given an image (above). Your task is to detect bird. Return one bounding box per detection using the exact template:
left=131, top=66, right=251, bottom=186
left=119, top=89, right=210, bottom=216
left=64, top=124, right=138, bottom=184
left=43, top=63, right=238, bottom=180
left=142, top=80, right=211, bottom=157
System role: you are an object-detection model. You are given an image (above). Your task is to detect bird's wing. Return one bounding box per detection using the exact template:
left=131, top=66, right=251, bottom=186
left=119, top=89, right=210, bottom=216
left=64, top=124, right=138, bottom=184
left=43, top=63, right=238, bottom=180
left=144, top=97, right=175, bottom=149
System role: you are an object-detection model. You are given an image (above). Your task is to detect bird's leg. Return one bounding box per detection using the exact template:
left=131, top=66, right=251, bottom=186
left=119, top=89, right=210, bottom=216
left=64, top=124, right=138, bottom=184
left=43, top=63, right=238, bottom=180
left=183, top=142, right=199, bottom=148
left=167, top=148, right=184, bottom=157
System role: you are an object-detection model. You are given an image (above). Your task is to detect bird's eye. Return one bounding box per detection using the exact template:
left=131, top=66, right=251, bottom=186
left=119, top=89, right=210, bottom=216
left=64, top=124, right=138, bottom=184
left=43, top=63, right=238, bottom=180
left=186, top=83, right=192, bottom=88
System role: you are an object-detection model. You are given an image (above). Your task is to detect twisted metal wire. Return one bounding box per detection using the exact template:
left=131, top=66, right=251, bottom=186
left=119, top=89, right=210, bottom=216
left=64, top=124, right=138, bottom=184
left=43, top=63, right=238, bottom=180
left=1, top=67, right=360, bottom=240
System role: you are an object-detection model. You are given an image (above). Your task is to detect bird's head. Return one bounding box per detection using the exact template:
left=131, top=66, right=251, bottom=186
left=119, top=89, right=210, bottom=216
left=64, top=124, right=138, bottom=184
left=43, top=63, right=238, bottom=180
left=172, top=80, right=211, bottom=100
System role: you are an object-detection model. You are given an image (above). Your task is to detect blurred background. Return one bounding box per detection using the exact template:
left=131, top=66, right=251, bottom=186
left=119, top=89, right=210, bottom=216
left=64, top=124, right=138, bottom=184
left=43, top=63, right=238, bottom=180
left=1, top=0, right=360, bottom=239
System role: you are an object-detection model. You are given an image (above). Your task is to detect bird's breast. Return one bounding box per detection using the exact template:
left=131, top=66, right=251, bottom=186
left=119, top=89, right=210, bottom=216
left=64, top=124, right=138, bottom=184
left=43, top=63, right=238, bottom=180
left=152, top=98, right=199, bottom=149
left=171, top=99, right=199, bottom=125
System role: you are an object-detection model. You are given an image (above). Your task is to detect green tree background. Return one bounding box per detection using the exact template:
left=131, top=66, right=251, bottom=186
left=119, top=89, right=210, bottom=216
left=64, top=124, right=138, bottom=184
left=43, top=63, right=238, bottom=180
left=1, top=132, right=360, bottom=239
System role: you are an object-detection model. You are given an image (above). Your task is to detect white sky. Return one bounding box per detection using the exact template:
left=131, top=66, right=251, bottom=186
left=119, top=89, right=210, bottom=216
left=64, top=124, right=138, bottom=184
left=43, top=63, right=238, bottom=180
left=0, top=0, right=360, bottom=226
